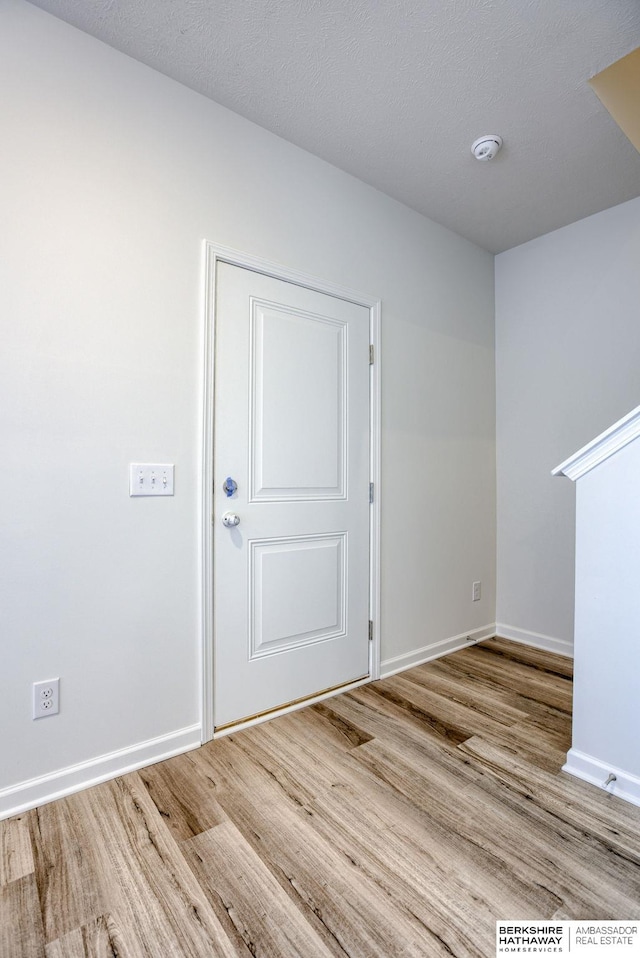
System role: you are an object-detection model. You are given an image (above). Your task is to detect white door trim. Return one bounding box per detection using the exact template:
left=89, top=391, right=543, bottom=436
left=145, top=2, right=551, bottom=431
left=200, top=241, right=381, bottom=743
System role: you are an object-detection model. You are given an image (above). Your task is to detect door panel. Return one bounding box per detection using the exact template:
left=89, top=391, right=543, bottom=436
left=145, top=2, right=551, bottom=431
left=249, top=533, right=346, bottom=658
left=213, top=263, right=370, bottom=729
left=250, top=301, right=346, bottom=499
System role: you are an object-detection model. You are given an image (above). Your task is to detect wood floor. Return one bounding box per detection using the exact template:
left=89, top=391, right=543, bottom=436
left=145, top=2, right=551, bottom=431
left=2, top=637, right=640, bottom=957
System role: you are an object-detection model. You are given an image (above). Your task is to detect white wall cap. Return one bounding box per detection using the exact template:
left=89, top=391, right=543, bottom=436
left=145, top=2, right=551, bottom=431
left=552, top=404, right=640, bottom=481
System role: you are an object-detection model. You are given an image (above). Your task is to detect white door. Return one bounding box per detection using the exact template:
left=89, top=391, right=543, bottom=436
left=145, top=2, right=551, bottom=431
left=213, top=263, right=371, bottom=729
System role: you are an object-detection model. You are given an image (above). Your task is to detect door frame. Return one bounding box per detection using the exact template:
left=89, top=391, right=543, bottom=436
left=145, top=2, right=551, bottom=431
left=200, top=241, right=381, bottom=743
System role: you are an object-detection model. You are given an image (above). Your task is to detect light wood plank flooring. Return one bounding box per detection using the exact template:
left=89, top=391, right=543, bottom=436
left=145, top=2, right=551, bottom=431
left=2, top=638, right=640, bottom=957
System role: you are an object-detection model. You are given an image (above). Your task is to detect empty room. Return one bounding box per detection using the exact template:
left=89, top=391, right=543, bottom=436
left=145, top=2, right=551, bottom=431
left=1, top=1, right=640, bottom=955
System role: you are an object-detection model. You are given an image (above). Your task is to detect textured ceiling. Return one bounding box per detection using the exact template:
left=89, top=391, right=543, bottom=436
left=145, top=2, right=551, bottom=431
left=26, top=0, right=640, bottom=252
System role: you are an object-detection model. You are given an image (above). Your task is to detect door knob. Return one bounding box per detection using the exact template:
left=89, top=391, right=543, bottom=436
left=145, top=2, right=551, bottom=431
left=222, top=512, right=240, bottom=528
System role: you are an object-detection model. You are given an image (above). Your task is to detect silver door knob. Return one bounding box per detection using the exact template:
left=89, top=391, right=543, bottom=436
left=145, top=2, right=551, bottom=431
left=222, top=512, right=240, bottom=528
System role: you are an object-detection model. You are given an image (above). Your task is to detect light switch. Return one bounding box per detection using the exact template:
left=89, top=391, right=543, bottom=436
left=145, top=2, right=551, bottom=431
left=129, top=463, right=175, bottom=496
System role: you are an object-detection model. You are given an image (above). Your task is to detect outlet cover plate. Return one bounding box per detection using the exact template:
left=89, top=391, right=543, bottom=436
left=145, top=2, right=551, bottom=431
left=33, top=678, right=60, bottom=719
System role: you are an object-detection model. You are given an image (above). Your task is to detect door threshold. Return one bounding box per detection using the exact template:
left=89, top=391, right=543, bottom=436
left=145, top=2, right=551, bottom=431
left=213, top=674, right=370, bottom=738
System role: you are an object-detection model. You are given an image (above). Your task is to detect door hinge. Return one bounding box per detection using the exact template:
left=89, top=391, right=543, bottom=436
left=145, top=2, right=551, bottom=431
left=368, top=620, right=373, bottom=642
left=369, top=344, right=374, bottom=365
left=369, top=482, right=374, bottom=504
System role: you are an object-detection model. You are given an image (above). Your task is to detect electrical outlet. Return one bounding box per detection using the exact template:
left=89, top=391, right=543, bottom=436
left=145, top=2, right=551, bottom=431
left=472, top=580, right=481, bottom=602
left=33, top=678, right=59, bottom=719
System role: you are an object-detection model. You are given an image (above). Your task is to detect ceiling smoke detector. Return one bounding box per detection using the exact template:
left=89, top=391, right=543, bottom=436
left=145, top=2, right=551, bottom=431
left=471, top=135, right=503, bottom=161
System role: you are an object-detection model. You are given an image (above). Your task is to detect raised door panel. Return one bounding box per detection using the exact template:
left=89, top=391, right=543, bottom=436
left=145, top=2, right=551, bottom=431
left=250, top=301, right=346, bottom=501
left=250, top=533, right=346, bottom=659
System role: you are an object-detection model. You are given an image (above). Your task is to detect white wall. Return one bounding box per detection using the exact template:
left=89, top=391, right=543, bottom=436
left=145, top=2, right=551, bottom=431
left=495, top=196, right=640, bottom=652
left=0, top=0, right=495, bottom=813
left=566, top=434, right=640, bottom=805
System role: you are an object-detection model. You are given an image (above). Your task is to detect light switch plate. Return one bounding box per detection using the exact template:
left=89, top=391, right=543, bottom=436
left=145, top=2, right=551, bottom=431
left=129, top=463, right=175, bottom=496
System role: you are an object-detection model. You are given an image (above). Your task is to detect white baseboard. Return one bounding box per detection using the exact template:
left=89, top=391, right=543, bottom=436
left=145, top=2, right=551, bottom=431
left=380, top=623, right=496, bottom=679
left=0, top=724, right=201, bottom=822
left=563, top=748, right=640, bottom=808
left=495, top=623, right=573, bottom=658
